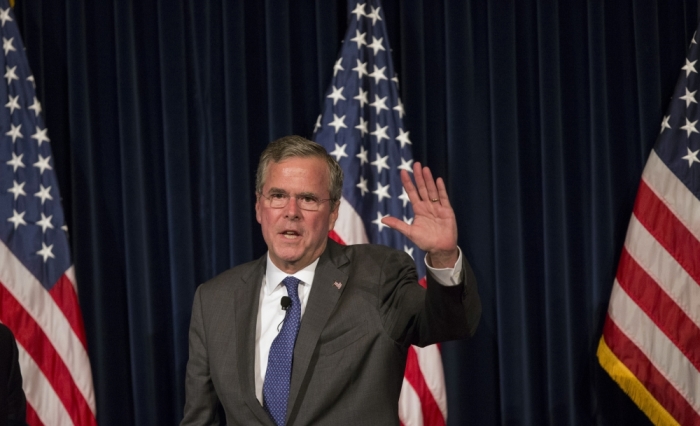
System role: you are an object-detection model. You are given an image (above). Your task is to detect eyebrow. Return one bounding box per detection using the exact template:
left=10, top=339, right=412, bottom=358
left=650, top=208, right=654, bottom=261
left=266, top=188, right=319, bottom=198
left=267, top=187, right=288, bottom=195
left=296, top=191, right=318, bottom=199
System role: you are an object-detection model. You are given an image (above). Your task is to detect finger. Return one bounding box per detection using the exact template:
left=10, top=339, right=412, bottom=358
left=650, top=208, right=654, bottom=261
left=381, top=216, right=412, bottom=239
left=421, top=166, right=440, bottom=202
left=400, top=168, right=417, bottom=194
left=412, top=161, right=430, bottom=202
left=400, top=169, right=421, bottom=205
left=436, top=177, right=452, bottom=209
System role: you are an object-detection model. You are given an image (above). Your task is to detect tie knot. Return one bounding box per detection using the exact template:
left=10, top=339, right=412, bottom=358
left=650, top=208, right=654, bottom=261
left=282, top=276, right=300, bottom=298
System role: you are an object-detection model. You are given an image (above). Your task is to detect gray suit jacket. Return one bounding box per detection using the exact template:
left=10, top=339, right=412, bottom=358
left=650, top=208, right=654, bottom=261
left=181, top=239, right=481, bottom=425
left=0, top=324, right=26, bottom=426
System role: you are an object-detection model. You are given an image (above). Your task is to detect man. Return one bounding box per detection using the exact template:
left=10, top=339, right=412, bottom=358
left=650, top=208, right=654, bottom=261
left=182, top=135, right=481, bottom=425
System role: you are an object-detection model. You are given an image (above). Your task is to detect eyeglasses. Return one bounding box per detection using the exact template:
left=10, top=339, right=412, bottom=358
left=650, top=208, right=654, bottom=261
left=258, top=192, right=333, bottom=211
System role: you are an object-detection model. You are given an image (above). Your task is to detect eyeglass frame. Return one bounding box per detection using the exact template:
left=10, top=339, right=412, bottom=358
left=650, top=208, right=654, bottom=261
left=257, top=190, right=335, bottom=211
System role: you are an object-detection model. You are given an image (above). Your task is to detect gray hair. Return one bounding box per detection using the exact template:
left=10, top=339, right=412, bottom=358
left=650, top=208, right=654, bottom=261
left=256, top=135, right=343, bottom=209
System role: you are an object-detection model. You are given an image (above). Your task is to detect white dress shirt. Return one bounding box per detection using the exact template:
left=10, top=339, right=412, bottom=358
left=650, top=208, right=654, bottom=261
left=254, top=248, right=464, bottom=404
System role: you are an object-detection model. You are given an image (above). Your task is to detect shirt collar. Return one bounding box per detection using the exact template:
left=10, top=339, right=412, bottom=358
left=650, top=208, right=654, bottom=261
left=264, top=255, right=319, bottom=295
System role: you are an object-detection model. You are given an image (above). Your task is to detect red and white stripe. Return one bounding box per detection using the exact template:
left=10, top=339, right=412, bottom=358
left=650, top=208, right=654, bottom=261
left=0, top=240, right=97, bottom=426
left=600, top=151, right=700, bottom=425
left=331, top=196, right=449, bottom=426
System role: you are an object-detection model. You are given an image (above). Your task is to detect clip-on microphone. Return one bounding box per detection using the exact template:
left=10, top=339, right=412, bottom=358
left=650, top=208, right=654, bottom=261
left=280, top=296, right=292, bottom=311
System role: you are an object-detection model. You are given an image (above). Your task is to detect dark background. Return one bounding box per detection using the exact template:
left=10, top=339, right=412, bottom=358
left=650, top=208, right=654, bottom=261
left=12, top=0, right=699, bottom=424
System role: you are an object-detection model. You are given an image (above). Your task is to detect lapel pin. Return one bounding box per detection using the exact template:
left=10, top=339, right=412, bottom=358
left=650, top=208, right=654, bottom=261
left=333, top=281, right=342, bottom=290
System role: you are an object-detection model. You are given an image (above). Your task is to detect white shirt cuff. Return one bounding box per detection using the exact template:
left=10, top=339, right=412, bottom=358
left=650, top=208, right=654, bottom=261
left=424, top=247, right=463, bottom=286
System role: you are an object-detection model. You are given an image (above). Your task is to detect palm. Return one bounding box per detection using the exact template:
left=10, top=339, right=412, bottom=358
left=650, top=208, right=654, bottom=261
left=382, top=162, right=459, bottom=268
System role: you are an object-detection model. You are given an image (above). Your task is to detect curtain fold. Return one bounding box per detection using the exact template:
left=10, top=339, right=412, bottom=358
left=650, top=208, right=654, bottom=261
left=12, top=0, right=699, bottom=424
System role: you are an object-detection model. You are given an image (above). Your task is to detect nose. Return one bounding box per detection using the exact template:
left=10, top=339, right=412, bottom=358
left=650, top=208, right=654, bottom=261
left=283, top=196, right=301, bottom=219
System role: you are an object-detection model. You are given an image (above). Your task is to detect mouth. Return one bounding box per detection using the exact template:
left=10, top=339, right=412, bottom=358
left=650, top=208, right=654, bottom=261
left=280, top=230, right=301, bottom=239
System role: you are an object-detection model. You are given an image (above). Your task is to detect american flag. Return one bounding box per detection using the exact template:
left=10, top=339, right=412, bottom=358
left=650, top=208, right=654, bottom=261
left=597, top=28, right=700, bottom=425
left=0, top=2, right=97, bottom=425
left=313, top=1, right=447, bottom=424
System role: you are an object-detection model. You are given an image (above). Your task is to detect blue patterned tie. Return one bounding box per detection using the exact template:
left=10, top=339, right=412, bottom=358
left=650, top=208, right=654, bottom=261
left=263, top=276, right=301, bottom=426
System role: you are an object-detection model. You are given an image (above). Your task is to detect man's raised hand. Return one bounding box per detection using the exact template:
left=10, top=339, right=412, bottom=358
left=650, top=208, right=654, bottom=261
left=381, top=162, right=459, bottom=268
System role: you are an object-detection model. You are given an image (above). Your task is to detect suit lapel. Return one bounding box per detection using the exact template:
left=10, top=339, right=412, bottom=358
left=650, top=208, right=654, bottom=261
left=286, top=240, right=349, bottom=420
left=232, top=256, right=274, bottom=425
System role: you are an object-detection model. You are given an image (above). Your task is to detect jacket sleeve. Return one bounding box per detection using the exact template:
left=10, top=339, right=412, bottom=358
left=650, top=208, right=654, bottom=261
left=423, top=253, right=481, bottom=340
left=379, top=248, right=481, bottom=348
left=181, top=286, right=221, bottom=426
left=1, top=324, right=27, bottom=426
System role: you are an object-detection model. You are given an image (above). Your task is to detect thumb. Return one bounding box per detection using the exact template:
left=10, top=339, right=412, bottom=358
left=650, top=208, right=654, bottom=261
left=381, top=216, right=411, bottom=237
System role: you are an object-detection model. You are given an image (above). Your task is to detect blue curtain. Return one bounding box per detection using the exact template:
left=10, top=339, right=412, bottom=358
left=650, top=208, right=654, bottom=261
left=14, top=0, right=699, bottom=424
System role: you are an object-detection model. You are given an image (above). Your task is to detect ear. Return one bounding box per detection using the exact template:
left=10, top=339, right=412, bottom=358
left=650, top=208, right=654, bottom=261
left=255, top=193, right=262, bottom=224
left=328, top=200, right=340, bottom=231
